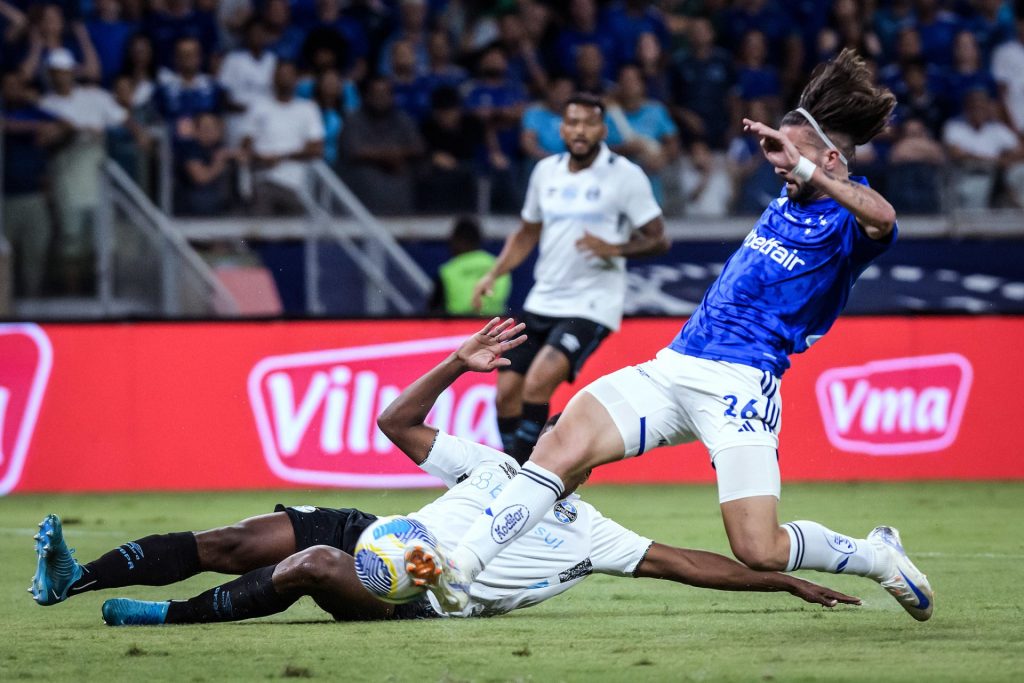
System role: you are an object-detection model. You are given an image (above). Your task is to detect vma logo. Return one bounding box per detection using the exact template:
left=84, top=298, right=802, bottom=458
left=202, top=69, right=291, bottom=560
left=815, top=354, right=972, bottom=456
left=0, top=324, right=53, bottom=495
left=248, top=336, right=501, bottom=488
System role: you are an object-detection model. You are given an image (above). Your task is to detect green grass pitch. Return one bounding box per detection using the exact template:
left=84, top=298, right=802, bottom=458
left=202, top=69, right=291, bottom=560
left=2, top=482, right=1023, bottom=682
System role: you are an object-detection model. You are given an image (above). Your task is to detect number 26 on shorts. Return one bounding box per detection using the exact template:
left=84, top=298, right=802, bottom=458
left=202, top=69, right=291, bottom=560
left=722, top=394, right=759, bottom=419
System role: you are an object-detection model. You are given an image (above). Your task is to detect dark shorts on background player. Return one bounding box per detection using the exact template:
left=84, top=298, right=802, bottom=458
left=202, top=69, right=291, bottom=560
left=502, top=311, right=611, bottom=382
left=274, top=504, right=437, bottom=620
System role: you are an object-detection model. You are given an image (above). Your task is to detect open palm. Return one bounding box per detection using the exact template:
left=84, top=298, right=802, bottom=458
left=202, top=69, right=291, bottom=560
left=456, top=317, right=528, bottom=372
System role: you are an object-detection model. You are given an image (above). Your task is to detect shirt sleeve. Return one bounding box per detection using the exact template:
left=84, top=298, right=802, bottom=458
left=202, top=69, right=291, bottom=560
left=587, top=506, right=654, bottom=577
left=418, top=431, right=515, bottom=488
left=102, top=92, right=128, bottom=127
left=520, top=160, right=544, bottom=222
left=304, top=102, right=326, bottom=142
left=619, top=162, right=663, bottom=227
left=655, top=105, right=678, bottom=138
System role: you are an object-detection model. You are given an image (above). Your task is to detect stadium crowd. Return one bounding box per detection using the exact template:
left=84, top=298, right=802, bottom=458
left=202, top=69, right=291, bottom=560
left=3, top=0, right=1024, bottom=295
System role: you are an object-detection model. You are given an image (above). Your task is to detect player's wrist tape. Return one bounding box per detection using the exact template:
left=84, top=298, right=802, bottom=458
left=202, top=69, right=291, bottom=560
left=792, top=156, right=816, bottom=182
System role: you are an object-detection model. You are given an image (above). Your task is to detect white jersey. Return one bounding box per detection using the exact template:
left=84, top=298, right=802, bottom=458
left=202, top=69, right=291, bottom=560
left=411, top=431, right=652, bottom=617
left=521, top=144, right=662, bottom=330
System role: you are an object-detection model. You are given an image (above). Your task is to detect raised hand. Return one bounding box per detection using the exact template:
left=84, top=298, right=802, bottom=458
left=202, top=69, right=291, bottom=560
left=743, top=118, right=802, bottom=177
left=455, top=317, right=527, bottom=372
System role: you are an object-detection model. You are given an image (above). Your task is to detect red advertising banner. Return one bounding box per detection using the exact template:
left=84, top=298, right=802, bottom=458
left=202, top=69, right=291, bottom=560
left=2, top=317, right=1021, bottom=494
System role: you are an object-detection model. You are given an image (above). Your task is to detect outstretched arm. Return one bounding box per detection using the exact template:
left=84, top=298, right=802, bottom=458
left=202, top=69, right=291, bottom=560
left=472, top=221, right=541, bottom=311
left=635, top=542, right=861, bottom=608
left=377, top=318, right=527, bottom=464
left=743, top=118, right=896, bottom=240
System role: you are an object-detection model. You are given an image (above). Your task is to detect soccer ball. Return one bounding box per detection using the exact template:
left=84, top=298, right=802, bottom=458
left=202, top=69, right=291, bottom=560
left=354, top=515, right=439, bottom=604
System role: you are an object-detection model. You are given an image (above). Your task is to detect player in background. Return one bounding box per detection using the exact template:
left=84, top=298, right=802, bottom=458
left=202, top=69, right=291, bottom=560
left=439, top=50, right=935, bottom=622
left=29, top=319, right=857, bottom=625
left=472, top=93, right=670, bottom=465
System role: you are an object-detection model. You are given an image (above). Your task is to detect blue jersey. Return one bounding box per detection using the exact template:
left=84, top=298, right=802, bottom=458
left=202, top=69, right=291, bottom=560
left=669, top=177, right=895, bottom=376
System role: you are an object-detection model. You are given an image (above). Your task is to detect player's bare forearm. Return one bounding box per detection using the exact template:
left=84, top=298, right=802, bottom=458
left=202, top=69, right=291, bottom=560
left=635, top=543, right=860, bottom=607
left=810, top=167, right=896, bottom=240
left=619, top=217, right=671, bottom=258
left=376, top=355, right=464, bottom=464
left=490, top=221, right=542, bottom=278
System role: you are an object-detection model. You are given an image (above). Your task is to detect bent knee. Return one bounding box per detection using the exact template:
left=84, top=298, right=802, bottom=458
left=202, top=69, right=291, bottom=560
left=280, top=545, right=344, bottom=586
left=731, top=542, right=787, bottom=572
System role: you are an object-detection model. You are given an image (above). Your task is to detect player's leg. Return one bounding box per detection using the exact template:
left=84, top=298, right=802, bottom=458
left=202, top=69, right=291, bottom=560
left=496, top=370, right=525, bottom=454
left=715, top=445, right=934, bottom=620
left=510, top=318, right=610, bottom=464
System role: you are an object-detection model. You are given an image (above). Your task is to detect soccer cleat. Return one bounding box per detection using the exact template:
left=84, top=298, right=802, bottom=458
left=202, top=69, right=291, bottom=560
left=30, top=514, right=83, bottom=606
left=868, top=526, right=934, bottom=622
left=403, top=543, right=470, bottom=613
left=102, top=599, right=170, bottom=626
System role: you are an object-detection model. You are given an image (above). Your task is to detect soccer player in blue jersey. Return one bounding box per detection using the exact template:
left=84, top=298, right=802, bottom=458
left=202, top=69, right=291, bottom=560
left=432, top=50, right=935, bottom=622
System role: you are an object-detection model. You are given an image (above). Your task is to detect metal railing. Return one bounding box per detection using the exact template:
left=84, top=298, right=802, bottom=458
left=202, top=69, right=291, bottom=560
left=99, top=160, right=238, bottom=316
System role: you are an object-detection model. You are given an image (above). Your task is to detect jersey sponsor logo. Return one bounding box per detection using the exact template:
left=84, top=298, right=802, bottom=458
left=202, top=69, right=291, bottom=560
left=490, top=504, right=531, bottom=544
left=248, top=336, right=502, bottom=488
left=815, top=354, right=973, bottom=455
left=741, top=231, right=807, bottom=271
left=0, top=324, right=52, bottom=496
left=558, top=558, right=593, bottom=583
left=553, top=500, right=578, bottom=524
left=561, top=186, right=578, bottom=200
left=585, top=186, right=600, bottom=201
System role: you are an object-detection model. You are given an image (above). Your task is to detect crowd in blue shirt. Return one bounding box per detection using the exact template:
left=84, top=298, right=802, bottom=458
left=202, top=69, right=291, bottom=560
left=2, top=0, right=1024, bottom=220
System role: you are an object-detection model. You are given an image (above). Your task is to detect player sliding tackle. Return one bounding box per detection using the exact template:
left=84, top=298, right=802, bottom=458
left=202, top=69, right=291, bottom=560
left=437, top=50, right=935, bottom=622
left=29, top=318, right=858, bottom=625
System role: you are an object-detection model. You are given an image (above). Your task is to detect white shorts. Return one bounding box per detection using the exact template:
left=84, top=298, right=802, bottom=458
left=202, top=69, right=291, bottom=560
left=584, top=349, right=782, bottom=460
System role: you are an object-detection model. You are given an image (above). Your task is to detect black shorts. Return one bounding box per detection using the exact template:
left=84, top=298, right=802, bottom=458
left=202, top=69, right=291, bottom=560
left=274, top=504, right=438, bottom=621
left=502, top=311, right=611, bottom=382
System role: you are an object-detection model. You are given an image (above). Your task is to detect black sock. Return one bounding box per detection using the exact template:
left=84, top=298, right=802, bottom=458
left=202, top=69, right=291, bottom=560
left=497, top=416, right=520, bottom=454
left=510, top=402, right=549, bottom=465
left=68, top=532, right=200, bottom=595
left=165, top=565, right=298, bottom=624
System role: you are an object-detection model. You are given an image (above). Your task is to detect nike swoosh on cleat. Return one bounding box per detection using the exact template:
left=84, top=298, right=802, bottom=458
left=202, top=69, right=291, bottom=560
left=899, top=569, right=930, bottom=610
left=70, top=580, right=97, bottom=592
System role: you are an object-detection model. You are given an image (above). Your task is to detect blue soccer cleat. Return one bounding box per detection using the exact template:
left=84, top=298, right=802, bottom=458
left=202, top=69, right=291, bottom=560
left=102, top=598, right=170, bottom=626
left=868, top=525, right=934, bottom=622
left=30, top=514, right=83, bottom=606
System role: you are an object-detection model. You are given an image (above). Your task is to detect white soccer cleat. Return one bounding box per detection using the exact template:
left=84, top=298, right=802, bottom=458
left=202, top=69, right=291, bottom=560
left=404, top=543, right=470, bottom=614
left=868, top=526, right=934, bottom=622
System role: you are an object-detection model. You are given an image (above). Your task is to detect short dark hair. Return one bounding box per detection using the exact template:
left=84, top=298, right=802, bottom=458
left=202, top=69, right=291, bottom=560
left=565, top=92, right=605, bottom=115
left=430, top=85, right=462, bottom=111
left=450, top=215, right=482, bottom=248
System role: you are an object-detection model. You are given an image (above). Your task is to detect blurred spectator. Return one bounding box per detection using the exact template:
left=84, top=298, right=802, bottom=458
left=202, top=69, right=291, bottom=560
left=261, top=0, right=305, bottom=62
left=120, top=32, right=157, bottom=107
left=17, top=4, right=100, bottom=87
left=573, top=42, right=614, bottom=95
left=727, top=98, right=783, bottom=215
left=720, top=0, right=803, bottom=94
left=176, top=112, right=238, bottom=215
left=496, top=12, right=547, bottom=94
left=417, top=28, right=468, bottom=93
left=339, top=76, right=423, bottom=215
left=108, top=72, right=155, bottom=188
left=895, top=58, right=946, bottom=137
left=991, top=5, right=1024, bottom=134
left=678, top=139, right=734, bottom=218
left=464, top=45, right=527, bottom=211
left=670, top=17, right=733, bottom=150
left=38, top=48, right=127, bottom=293
left=887, top=117, right=946, bottom=214
left=606, top=63, right=679, bottom=203
left=417, top=85, right=483, bottom=213
left=961, top=0, right=1016, bottom=62
left=390, top=38, right=431, bottom=121
left=944, top=30, right=998, bottom=115
left=635, top=31, right=671, bottom=103
left=913, top=0, right=960, bottom=67
left=429, top=215, right=509, bottom=316
left=313, top=68, right=346, bottom=168
left=731, top=30, right=781, bottom=130
left=153, top=37, right=226, bottom=140
left=942, top=88, right=1024, bottom=208
left=816, top=0, right=883, bottom=67
left=304, top=0, right=368, bottom=78
left=242, top=60, right=325, bottom=214
left=143, top=0, right=218, bottom=70
left=873, top=0, right=914, bottom=63
left=86, top=0, right=136, bottom=86
left=520, top=76, right=573, bottom=160
left=879, top=27, right=925, bottom=90
left=0, top=1, right=28, bottom=48
left=554, top=0, right=617, bottom=79
left=2, top=71, right=69, bottom=297
left=602, top=0, right=670, bottom=67
left=379, top=0, right=430, bottom=77
left=218, top=19, right=277, bottom=142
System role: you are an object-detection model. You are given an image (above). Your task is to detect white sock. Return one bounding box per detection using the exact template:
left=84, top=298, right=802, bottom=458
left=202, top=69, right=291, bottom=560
left=783, top=521, right=886, bottom=579
left=451, top=462, right=564, bottom=581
